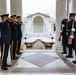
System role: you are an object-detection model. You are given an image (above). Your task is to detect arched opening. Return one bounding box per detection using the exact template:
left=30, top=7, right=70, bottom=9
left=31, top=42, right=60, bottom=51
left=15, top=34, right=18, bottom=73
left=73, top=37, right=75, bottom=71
left=33, top=16, right=44, bottom=33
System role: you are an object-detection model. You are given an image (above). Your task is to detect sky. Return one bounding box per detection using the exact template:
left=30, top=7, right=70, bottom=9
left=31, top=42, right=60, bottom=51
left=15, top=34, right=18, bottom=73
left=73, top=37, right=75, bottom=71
left=22, top=0, right=56, bottom=19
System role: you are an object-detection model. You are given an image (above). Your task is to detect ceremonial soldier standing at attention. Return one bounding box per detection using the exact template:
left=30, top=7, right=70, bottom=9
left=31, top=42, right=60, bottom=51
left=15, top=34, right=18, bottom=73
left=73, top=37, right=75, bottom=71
left=58, top=18, right=68, bottom=54
left=10, top=15, right=18, bottom=60
left=16, top=16, right=22, bottom=54
left=66, top=13, right=76, bottom=59
left=0, top=14, right=11, bottom=70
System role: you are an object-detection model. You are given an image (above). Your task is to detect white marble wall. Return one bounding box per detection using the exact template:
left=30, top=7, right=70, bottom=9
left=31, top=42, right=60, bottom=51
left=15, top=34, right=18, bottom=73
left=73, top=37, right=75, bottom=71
left=24, top=14, right=55, bottom=35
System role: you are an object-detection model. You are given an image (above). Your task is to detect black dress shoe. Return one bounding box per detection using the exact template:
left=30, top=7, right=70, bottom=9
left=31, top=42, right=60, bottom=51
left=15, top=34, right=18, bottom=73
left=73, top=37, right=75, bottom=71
left=6, top=64, right=11, bottom=67
left=15, top=56, right=18, bottom=59
left=72, top=60, right=76, bottom=64
left=1, top=66, right=8, bottom=70
left=61, top=52, right=67, bottom=54
left=17, top=52, right=22, bottom=55
left=66, top=55, right=73, bottom=58
left=12, top=57, right=18, bottom=60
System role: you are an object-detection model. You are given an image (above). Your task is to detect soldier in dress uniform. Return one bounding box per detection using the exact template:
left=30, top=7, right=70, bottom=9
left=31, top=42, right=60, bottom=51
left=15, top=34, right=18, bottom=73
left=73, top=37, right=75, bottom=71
left=66, top=13, right=76, bottom=59
left=58, top=18, right=68, bottom=54
left=9, top=15, right=18, bottom=60
left=16, top=16, right=22, bottom=54
left=0, top=14, right=11, bottom=70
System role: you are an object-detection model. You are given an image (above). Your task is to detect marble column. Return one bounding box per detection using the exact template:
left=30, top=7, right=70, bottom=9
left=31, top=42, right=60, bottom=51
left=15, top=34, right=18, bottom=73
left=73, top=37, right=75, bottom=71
left=72, top=0, right=76, bottom=13
left=10, top=0, right=22, bottom=16
left=10, top=0, right=25, bottom=50
left=0, top=0, right=7, bottom=21
left=10, top=0, right=24, bottom=34
left=52, top=0, right=67, bottom=50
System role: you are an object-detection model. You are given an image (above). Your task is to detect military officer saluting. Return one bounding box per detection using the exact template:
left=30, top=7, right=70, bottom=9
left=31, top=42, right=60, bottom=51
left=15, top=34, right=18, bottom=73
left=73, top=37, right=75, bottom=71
left=16, top=16, right=22, bottom=54
left=66, top=13, right=76, bottom=59
left=0, top=14, right=11, bottom=70
left=58, top=18, right=68, bottom=54
left=10, top=15, right=18, bottom=60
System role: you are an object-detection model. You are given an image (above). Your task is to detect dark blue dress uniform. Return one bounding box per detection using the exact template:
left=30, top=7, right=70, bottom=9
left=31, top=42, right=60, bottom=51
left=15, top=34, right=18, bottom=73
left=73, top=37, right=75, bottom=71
left=16, top=22, right=22, bottom=54
left=67, top=20, right=76, bottom=63
left=66, top=13, right=76, bottom=61
left=61, top=19, right=68, bottom=54
left=9, top=21, right=18, bottom=59
left=0, top=14, right=11, bottom=70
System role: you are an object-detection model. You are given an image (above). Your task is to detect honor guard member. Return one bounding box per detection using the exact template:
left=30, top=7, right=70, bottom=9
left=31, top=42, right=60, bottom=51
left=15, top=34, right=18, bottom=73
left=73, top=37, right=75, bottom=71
left=16, top=16, right=22, bottom=54
left=10, top=15, right=18, bottom=60
left=58, top=18, right=68, bottom=54
left=66, top=13, right=76, bottom=58
left=0, top=14, right=11, bottom=70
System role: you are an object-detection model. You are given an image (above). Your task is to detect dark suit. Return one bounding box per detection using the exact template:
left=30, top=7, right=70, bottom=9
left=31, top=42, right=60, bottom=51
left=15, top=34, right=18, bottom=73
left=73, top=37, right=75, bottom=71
left=68, top=20, right=76, bottom=56
left=0, top=20, right=11, bottom=67
left=16, top=22, right=22, bottom=53
left=61, top=20, right=68, bottom=53
left=9, top=21, right=18, bottom=59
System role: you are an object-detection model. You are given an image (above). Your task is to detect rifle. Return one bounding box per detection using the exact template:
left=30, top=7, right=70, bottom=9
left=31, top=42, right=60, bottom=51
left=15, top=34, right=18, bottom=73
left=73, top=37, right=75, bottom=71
left=68, top=21, right=74, bottom=44
left=58, top=32, right=62, bottom=41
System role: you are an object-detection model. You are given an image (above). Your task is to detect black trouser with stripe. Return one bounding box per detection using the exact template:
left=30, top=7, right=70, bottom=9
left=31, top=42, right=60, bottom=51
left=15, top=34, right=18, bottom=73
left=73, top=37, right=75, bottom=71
left=17, top=38, right=21, bottom=53
left=10, top=40, right=17, bottom=59
left=1, top=43, right=9, bottom=67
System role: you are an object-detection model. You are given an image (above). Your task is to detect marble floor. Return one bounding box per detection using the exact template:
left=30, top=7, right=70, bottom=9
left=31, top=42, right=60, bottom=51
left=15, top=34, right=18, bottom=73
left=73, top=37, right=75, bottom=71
left=0, top=73, right=76, bottom=75
left=13, top=50, right=68, bottom=69
left=11, top=50, right=76, bottom=73
left=0, top=50, right=76, bottom=75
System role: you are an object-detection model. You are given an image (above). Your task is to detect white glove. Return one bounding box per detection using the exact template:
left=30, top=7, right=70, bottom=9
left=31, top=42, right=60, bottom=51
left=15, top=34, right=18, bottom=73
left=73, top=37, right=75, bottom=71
left=70, top=35, right=74, bottom=39
left=62, top=24, right=64, bottom=28
left=60, top=30, right=62, bottom=32
left=71, top=28, right=75, bottom=32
